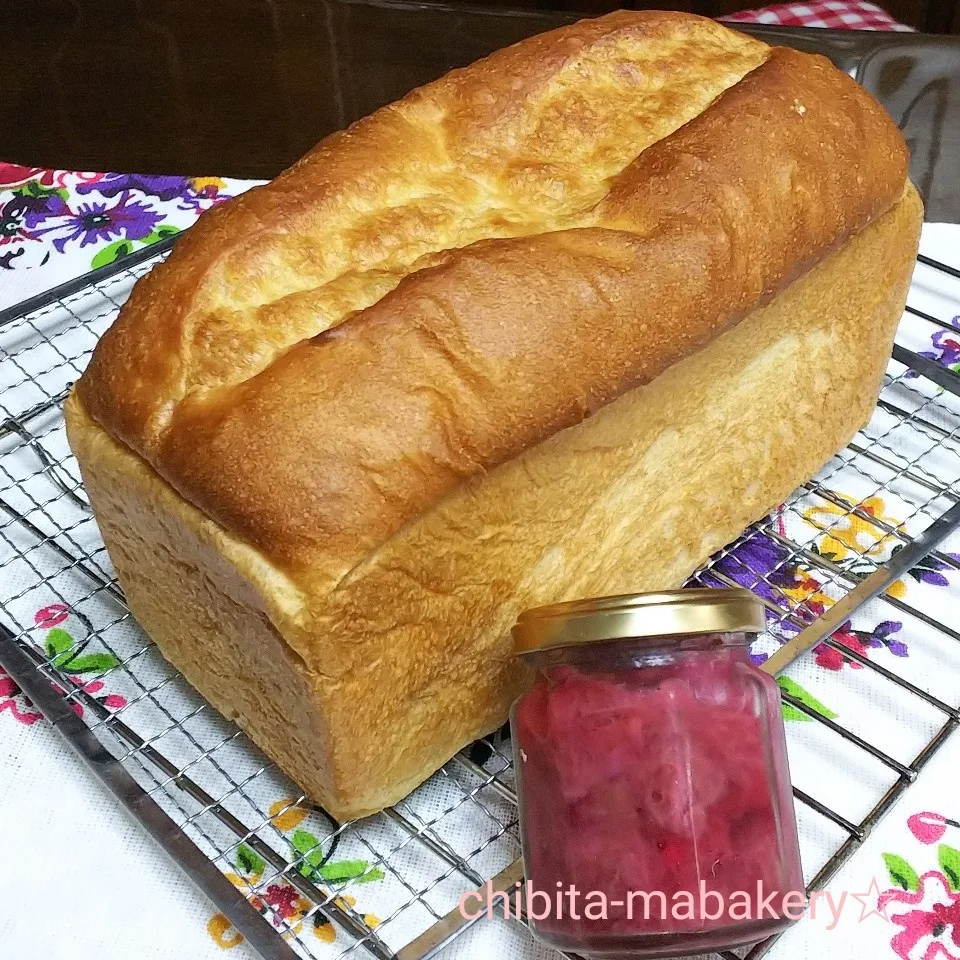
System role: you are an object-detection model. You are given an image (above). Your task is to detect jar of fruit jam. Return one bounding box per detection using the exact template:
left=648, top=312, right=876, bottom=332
left=511, top=588, right=805, bottom=958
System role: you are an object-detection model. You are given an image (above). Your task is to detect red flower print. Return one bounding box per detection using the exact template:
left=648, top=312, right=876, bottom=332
left=34, top=603, right=69, bottom=628
left=263, top=883, right=308, bottom=923
left=880, top=871, right=960, bottom=960
left=815, top=620, right=907, bottom=671
left=815, top=626, right=869, bottom=670
left=53, top=171, right=105, bottom=190
left=50, top=676, right=128, bottom=718
left=0, top=163, right=44, bottom=189
left=0, top=666, right=43, bottom=725
left=916, top=320, right=960, bottom=373
left=910, top=814, right=960, bottom=846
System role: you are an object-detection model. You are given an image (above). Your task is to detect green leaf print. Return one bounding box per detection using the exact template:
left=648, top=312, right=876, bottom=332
left=291, top=828, right=320, bottom=857
left=141, top=225, right=180, bottom=245
left=289, top=831, right=382, bottom=885
left=809, top=541, right=842, bottom=563
left=59, top=652, right=120, bottom=674
left=18, top=181, right=68, bottom=201
left=236, top=844, right=266, bottom=878
left=44, top=627, right=74, bottom=661
left=291, top=829, right=325, bottom=878
left=43, top=628, right=120, bottom=674
left=777, top=676, right=838, bottom=723
left=883, top=853, right=920, bottom=891
left=318, top=860, right=384, bottom=884
left=939, top=844, right=960, bottom=891
left=91, top=240, right=134, bottom=269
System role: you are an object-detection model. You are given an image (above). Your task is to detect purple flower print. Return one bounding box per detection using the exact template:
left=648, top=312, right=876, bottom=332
left=891, top=546, right=960, bottom=589
left=920, top=320, right=960, bottom=370
left=4, top=189, right=57, bottom=228
left=0, top=185, right=59, bottom=268
left=910, top=554, right=960, bottom=588
left=28, top=191, right=162, bottom=253
left=863, top=620, right=908, bottom=657
left=21, top=191, right=69, bottom=229
left=906, top=317, right=960, bottom=378
left=814, top=619, right=907, bottom=671
left=77, top=172, right=192, bottom=202
left=77, top=172, right=232, bottom=215
left=692, top=528, right=827, bottom=638
left=697, top=530, right=795, bottom=602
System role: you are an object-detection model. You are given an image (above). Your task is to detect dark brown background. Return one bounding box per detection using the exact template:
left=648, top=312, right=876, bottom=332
left=7, top=0, right=585, bottom=177
left=2, top=0, right=960, bottom=220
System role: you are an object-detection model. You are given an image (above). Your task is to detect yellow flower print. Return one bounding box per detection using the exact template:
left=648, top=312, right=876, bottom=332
left=310, top=897, right=380, bottom=944
left=269, top=797, right=309, bottom=833
left=213, top=797, right=384, bottom=950
left=191, top=176, right=226, bottom=193
left=225, top=870, right=259, bottom=893
left=313, top=913, right=337, bottom=943
left=803, top=494, right=906, bottom=563
left=780, top=572, right=835, bottom=614
left=224, top=870, right=269, bottom=914
left=207, top=914, right=244, bottom=950
left=332, top=893, right=380, bottom=928
left=210, top=883, right=382, bottom=950
left=886, top=578, right=908, bottom=600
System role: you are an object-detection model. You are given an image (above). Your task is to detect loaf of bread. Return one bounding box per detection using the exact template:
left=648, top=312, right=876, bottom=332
left=67, top=11, right=922, bottom=819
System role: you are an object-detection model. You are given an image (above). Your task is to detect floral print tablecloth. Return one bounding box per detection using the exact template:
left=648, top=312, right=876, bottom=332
left=0, top=160, right=263, bottom=959
left=0, top=164, right=252, bottom=308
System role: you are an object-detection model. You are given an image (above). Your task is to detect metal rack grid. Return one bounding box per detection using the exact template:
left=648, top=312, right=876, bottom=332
left=1, top=243, right=959, bottom=960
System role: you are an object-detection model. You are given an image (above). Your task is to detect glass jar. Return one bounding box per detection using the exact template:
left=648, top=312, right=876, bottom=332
left=510, top=588, right=805, bottom=959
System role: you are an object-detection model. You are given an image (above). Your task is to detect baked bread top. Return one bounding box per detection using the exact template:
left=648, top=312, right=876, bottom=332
left=77, top=11, right=909, bottom=585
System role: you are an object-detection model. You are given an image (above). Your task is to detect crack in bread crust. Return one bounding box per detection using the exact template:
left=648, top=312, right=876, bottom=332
left=79, top=13, right=769, bottom=444
left=76, top=12, right=908, bottom=587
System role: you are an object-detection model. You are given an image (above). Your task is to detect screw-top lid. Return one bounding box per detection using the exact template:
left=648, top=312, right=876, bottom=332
left=512, top=587, right=766, bottom=655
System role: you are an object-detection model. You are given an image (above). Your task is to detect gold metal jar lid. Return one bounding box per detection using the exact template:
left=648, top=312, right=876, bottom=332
left=512, top=587, right=766, bottom=655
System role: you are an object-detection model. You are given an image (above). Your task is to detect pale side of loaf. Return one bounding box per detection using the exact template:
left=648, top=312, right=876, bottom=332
left=67, top=11, right=923, bottom=818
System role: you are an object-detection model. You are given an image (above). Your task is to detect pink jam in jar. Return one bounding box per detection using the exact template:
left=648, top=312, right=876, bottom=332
left=511, top=589, right=805, bottom=958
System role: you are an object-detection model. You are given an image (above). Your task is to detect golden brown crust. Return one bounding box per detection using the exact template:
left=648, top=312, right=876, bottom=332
left=80, top=12, right=770, bottom=451
left=76, top=12, right=908, bottom=583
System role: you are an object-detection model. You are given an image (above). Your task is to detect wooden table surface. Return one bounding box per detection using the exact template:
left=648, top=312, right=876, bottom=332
left=3, top=0, right=960, bottom=220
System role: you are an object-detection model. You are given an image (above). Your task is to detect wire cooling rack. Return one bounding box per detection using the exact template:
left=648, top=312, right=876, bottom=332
left=1, top=239, right=959, bottom=960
